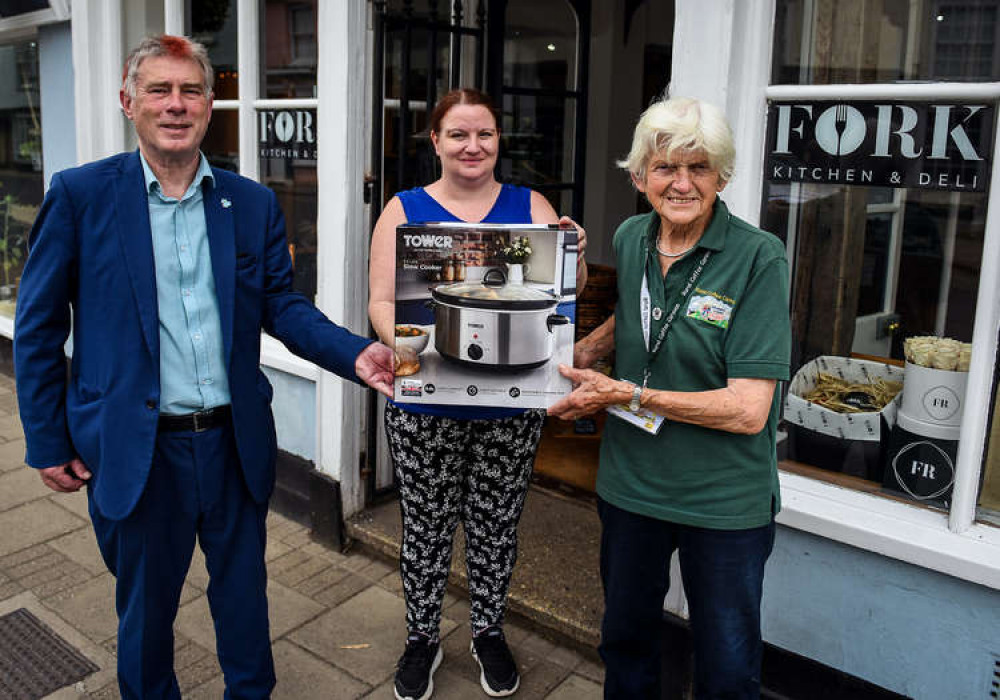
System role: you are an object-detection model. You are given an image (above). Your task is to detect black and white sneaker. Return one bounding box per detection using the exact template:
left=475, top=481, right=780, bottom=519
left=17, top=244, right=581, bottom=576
left=470, top=626, right=520, bottom=697
left=394, top=632, right=443, bottom=700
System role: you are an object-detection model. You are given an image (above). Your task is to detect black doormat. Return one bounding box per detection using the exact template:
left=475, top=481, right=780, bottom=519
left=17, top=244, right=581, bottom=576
left=0, top=608, right=99, bottom=699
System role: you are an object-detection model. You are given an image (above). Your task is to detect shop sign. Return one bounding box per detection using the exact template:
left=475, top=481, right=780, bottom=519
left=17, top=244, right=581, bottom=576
left=259, top=109, right=317, bottom=161
left=765, top=101, right=994, bottom=191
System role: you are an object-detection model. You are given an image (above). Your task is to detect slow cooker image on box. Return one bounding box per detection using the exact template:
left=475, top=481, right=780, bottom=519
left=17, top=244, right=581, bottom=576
left=431, top=268, right=570, bottom=371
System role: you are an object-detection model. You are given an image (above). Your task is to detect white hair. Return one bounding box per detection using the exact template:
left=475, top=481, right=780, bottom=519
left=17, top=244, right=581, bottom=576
left=618, top=96, right=735, bottom=183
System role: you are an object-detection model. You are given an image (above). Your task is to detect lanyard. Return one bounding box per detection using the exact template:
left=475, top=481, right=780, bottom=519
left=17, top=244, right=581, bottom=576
left=638, top=247, right=712, bottom=388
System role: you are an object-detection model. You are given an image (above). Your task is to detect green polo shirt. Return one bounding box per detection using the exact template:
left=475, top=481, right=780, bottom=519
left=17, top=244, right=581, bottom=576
left=597, top=200, right=791, bottom=529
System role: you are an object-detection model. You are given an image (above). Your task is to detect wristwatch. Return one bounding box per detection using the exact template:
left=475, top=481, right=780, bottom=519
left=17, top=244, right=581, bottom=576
left=627, top=382, right=643, bottom=412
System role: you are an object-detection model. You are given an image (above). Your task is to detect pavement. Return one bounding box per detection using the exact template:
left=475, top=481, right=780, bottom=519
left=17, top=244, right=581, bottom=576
left=0, top=372, right=605, bottom=700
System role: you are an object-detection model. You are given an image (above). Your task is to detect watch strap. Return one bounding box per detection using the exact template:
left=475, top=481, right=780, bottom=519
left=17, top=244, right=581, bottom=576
left=628, top=382, right=642, bottom=412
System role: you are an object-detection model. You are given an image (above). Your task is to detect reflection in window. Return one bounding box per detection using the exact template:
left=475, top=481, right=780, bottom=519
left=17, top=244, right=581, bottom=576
left=764, top=181, right=987, bottom=504
left=980, top=388, right=1000, bottom=525
left=0, top=40, right=42, bottom=318
left=258, top=109, right=318, bottom=301
left=202, top=110, right=239, bottom=173
left=263, top=0, right=317, bottom=98
left=503, top=0, right=577, bottom=91
left=772, top=0, right=1000, bottom=84
left=192, top=0, right=239, bottom=99
left=502, top=0, right=580, bottom=214
left=501, top=93, right=575, bottom=187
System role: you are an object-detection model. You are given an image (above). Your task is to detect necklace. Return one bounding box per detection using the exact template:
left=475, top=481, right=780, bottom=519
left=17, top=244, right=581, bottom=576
left=655, top=239, right=695, bottom=258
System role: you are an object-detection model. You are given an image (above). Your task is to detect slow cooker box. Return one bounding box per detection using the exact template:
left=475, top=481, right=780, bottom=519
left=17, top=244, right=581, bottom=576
left=392, top=223, right=577, bottom=409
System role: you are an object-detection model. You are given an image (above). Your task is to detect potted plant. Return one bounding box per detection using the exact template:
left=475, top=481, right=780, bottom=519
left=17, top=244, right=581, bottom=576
left=500, top=235, right=532, bottom=284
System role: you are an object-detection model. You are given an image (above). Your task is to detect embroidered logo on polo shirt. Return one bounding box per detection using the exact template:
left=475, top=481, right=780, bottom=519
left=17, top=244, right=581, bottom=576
left=686, top=289, right=733, bottom=329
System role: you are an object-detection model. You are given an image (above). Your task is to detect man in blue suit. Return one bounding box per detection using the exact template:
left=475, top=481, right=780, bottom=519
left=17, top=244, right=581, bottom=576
left=14, top=35, right=393, bottom=699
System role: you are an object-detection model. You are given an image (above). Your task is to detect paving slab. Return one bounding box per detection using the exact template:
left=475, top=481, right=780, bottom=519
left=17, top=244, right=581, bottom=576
left=185, top=673, right=226, bottom=700
left=291, top=585, right=455, bottom=688
left=0, top=413, right=24, bottom=441
left=0, top=467, right=52, bottom=510
left=42, top=572, right=118, bottom=644
left=516, top=658, right=576, bottom=699
left=363, top=666, right=481, bottom=700
left=48, top=528, right=107, bottom=576
left=545, top=673, right=604, bottom=699
left=0, top=438, right=26, bottom=472
left=185, top=546, right=210, bottom=591
left=0, top=499, right=87, bottom=557
left=575, top=656, right=606, bottom=684
left=312, top=571, right=372, bottom=609
left=50, top=489, right=91, bottom=522
left=177, top=654, right=224, bottom=694
left=271, top=639, right=371, bottom=699
left=175, top=578, right=324, bottom=653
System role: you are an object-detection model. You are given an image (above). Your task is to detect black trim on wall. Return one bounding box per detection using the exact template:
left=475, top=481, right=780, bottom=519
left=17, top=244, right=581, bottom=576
left=272, top=449, right=345, bottom=551
left=0, top=336, right=13, bottom=377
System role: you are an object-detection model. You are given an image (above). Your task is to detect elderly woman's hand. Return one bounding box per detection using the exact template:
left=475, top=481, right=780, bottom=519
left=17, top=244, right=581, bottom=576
left=548, top=365, right=631, bottom=420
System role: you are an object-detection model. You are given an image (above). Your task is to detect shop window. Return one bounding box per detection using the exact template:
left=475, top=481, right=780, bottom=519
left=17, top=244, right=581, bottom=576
left=191, top=0, right=238, bottom=100
left=258, top=107, right=317, bottom=301
left=192, top=0, right=319, bottom=303
left=263, top=0, right=316, bottom=98
left=765, top=2, right=1000, bottom=517
left=773, top=0, right=1000, bottom=84
left=202, top=109, right=239, bottom=173
left=501, top=0, right=580, bottom=216
left=0, top=40, right=42, bottom=320
left=982, top=388, right=1000, bottom=525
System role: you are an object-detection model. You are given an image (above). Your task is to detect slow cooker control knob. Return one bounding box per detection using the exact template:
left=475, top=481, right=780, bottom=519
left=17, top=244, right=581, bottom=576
left=467, top=344, right=484, bottom=360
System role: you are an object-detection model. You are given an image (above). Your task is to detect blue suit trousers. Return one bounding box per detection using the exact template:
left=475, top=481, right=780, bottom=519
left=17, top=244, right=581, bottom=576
left=89, top=424, right=275, bottom=700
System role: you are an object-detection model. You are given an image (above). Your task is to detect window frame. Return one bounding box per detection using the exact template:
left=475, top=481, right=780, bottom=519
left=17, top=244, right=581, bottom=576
left=672, top=0, right=1000, bottom=590
left=765, top=81, right=1000, bottom=588
left=190, top=0, right=321, bottom=380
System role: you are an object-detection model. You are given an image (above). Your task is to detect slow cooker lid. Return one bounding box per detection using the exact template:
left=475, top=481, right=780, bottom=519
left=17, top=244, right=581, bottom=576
left=433, top=275, right=559, bottom=310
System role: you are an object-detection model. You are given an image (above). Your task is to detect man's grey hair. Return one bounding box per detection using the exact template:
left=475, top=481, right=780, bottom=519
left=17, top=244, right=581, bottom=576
left=121, top=35, right=214, bottom=99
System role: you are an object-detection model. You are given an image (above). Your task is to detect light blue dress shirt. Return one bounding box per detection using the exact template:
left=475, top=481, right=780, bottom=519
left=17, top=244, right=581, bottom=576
left=140, top=152, right=231, bottom=415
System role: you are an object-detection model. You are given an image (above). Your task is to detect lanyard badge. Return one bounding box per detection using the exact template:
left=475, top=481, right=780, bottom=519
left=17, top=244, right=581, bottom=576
left=608, top=246, right=713, bottom=434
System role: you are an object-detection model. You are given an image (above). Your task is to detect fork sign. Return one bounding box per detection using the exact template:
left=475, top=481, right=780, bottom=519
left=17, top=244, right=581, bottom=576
left=833, top=104, right=849, bottom=157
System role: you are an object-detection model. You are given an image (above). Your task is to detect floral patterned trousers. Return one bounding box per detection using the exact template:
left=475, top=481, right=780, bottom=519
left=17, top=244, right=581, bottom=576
left=384, top=403, right=545, bottom=637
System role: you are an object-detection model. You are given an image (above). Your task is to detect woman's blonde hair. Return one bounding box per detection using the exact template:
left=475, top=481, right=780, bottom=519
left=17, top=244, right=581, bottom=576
left=618, top=96, right=735, bottom=183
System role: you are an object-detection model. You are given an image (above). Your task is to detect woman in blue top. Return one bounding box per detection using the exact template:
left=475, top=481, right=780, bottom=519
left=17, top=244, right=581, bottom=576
left=369, top=88, right=585, bottom=700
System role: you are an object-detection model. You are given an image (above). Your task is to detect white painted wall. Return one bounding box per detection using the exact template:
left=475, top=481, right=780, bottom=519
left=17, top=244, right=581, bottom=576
left=314, top=0, right=372, bottom=516
left=38, top=22, right=76, bottom=187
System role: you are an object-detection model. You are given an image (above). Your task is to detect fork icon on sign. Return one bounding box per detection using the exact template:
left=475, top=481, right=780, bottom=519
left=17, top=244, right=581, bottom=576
left=833, top=103, right=849, bottom=156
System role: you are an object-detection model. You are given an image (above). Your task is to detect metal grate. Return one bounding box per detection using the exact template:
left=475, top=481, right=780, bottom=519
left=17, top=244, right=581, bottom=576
left=0, top=608, right=99, bottom=699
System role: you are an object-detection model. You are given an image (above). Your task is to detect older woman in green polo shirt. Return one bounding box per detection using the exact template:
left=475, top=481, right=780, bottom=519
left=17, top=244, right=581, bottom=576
left=549, top=96, right=791, bottom=699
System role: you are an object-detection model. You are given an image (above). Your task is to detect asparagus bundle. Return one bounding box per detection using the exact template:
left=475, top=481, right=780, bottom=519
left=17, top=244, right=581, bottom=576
left=801, top=373, right=903, bottom=413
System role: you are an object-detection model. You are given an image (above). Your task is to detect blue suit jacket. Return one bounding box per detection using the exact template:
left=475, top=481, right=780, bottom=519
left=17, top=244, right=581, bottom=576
left=14, top=151, right=373, bottom=520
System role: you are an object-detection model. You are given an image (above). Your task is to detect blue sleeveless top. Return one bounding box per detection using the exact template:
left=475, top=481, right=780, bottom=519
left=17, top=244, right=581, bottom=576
left=393, top=184, right=533, bottom=419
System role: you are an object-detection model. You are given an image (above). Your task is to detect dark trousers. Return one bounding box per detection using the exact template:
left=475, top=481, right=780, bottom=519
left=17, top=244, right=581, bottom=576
left=597, top=497, right=775, bottom=700
left=89, top=424, right=274, bottom=700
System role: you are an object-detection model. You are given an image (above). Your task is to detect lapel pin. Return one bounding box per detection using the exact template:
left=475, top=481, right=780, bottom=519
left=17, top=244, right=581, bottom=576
left=221, top=198, right=232, bottom=208
left=652, top=307, right=662, bottom=321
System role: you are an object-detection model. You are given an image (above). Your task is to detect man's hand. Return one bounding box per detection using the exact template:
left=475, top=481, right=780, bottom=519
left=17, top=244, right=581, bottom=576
left=39, top=458, right=91, bottom=493
left=355, top=342, right=395, bottom=398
